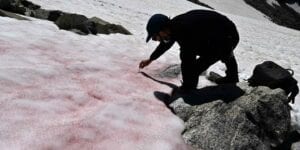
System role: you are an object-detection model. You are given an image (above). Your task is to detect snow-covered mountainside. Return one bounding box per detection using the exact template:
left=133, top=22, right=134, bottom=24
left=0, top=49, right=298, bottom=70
left=188, top=0, right=270, bottom=21
left=0, top=0, right=299, bottom=149
left=243, top=0, right=300, bottom=31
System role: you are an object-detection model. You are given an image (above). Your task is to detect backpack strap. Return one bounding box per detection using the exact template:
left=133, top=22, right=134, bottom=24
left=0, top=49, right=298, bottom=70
left=288, top=85, right=299, bottom=104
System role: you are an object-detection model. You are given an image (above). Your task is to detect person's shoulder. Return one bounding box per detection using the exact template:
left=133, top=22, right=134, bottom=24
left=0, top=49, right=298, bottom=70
left=184, top=9, right=219, bottom=15
left=172, top=9, right=221, bottom=20
left=187, top=9, right=231, bottom=22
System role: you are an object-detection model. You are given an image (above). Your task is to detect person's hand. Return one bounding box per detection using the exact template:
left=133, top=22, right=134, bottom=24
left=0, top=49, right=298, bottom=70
left=139, top=59, right=152, bottom=69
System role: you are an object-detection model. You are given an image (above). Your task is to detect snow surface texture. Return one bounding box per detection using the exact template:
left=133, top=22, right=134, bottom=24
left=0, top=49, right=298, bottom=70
left=0, top=0, right=299, bottom=149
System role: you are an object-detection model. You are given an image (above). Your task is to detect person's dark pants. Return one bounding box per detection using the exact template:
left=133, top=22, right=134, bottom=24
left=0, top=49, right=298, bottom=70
left=180, top=54, right=217, bottom=89
left=180, top=33, right=239, bottom=89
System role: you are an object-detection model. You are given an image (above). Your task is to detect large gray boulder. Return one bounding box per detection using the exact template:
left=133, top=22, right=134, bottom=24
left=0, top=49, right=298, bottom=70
left=87, top=17, right=112, bottom=34
left=169, top=83, right=292, bottom=150
left=54, top=13, right=92, bottom=35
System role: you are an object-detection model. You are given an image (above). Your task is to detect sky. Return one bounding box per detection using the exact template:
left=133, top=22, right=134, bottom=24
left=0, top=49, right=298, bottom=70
left=0, top=0, right=300, bottom=149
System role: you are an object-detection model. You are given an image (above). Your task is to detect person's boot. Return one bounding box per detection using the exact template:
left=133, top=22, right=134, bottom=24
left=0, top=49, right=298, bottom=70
left=215, top=68, right=239, bottom=84
left=172, top=82, right=197, bottom=95
left=178, top=85, right=196, bottom=93
left=215, top=75, right=239, bottom=84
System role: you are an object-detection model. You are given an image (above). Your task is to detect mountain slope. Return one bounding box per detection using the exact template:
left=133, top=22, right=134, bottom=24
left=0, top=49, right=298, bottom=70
left=0, top=0, right=300, bottom=149
left=187, top=0, right=270, bottom=21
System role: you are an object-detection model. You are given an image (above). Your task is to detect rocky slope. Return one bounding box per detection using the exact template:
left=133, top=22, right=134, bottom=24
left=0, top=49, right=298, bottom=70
left=169, top=83, right=293, bottom=149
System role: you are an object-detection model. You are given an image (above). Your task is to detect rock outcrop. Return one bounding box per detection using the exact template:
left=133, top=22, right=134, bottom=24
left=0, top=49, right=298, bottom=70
left=0, top=9, right=28, bottom=20
left=54, top=14, right=131, bottom=35
left=168, top=83, right=294, bottom=149
left=0, top=0, right=131, bottom=35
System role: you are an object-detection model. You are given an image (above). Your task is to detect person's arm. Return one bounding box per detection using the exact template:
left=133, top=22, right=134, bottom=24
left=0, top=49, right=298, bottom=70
left=149, top=40, right=175, bottom=61
left=139, top=40, right=175, bottom=69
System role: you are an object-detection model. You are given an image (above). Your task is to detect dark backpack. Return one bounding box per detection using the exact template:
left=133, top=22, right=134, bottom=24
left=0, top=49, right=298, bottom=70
left=248, top=61, right=299, bottom=104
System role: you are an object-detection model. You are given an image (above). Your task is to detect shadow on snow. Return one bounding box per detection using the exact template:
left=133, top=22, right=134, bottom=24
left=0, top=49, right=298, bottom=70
left=140, top=71, right=245, bottom=106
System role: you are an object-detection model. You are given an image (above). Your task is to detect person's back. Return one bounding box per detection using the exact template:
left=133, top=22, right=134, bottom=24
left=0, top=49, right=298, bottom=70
left=169, top=10, right=239, bottom=57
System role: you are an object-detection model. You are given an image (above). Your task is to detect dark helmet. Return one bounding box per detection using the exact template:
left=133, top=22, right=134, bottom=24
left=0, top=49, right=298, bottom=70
left=146, top=14, right=170, bottom=42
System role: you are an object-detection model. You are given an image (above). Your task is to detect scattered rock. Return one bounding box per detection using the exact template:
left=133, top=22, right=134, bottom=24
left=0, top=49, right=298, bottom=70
left=0, top=0, right=35, bottom=15
left=89, top=17, right=110, bottom=25
left=105, top=24, right=131, bottom=35
left=30, top=8, right=49, bottom=20
left=0, top=0, right=132, bottom=35
left=55, top=13, right=88, bottom=29
left=88, top=17, right=110, bottom=34
left=87, top=17, right=132, bottom=35
left=55, top=13, right=92, bottom=35
left=54, top=14, right=132, bottom=35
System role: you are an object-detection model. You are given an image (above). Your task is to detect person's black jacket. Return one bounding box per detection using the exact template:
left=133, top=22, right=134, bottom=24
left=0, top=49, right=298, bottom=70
left=149, top=10, right=239, bottom=61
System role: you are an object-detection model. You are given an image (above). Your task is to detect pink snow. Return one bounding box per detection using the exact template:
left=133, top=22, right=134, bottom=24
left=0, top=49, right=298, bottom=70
left=0, top=18, right=189, bottom=150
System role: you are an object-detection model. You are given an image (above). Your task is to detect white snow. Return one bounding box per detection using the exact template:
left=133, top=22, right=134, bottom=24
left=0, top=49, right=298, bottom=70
left=0, top=0, right=300, bottom=149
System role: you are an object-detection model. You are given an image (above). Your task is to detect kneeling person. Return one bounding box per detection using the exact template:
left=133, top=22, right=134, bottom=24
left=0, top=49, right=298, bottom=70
left=139, top=10, right=240, bottom=90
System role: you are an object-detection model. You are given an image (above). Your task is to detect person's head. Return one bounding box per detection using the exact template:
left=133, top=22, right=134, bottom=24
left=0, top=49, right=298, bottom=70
left=146, top=14, right=171, bottom=43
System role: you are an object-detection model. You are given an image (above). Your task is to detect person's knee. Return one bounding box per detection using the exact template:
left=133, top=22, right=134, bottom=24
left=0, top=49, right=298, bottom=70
left=181, top=78, right=198, bottom=89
